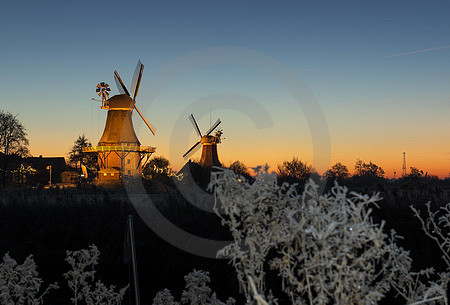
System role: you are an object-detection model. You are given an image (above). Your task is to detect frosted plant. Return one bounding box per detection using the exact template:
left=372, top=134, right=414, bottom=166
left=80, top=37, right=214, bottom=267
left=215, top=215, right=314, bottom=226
left=411, top=202, right=450, bottom=269
left=82, top=280, right=128, bottom=305
left=152, top=289, right=180, bottom=305
left=270, top=181, right=408, bottom=304
left=248, top=276, right=269, bottom=305
left=210, top=168, right=448, bottom=304
left=209, top=170, right=293, bottom=302
left=64, top=245, right=128, bottom=305
left=0, top=252, right=58, bottom=305
left=410, top=202, right=450, bottom=305
left=152, top=270, right=235, bottom=305
left=181, top=269, right=213, bottom=305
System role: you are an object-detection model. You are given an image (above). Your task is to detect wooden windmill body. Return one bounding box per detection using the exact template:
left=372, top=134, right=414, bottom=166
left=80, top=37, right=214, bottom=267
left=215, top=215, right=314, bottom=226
left=183, top=114, right=222, bottom=168
left=83, top=61, right=156, bottom=181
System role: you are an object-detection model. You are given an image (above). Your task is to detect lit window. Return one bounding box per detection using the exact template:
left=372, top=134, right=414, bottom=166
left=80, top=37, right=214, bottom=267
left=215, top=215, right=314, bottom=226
left=103, top=173, right=107, bottom=176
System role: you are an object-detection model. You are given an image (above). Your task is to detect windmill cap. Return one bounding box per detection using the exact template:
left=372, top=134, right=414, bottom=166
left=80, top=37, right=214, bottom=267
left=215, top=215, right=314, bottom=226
left=107, top=94, right=135, bottom=110
left=201, top=135, right=216, bottom=144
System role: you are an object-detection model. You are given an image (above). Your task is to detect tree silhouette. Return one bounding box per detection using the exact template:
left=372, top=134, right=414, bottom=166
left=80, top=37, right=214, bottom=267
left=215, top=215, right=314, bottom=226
left=143, top=156, right=171, bottom=180
left=0, top=111, right=30, bottom=187
left=277, top=157, right=315, bottom=181
left=0, top=111, right=29, bottom=157
left=229, top=161, right=252, bottom=180
left=409, top=167, right=424, bottom=178
left=145, top=156, right=170, bottom=173
left=68, top=135, right=94, bottom=170
left=324, top=162, right=350, bottom=180
left=354, top=159, right=385, bottom=178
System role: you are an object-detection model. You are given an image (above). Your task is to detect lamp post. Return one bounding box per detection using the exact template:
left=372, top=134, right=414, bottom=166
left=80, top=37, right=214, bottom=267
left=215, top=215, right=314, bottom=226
left=46, top=165, right=52, bottom=186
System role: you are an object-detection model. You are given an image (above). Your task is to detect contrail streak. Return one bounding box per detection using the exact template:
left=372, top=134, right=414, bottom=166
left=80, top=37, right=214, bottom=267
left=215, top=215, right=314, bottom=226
left=382, top=44, right=450, bottom=58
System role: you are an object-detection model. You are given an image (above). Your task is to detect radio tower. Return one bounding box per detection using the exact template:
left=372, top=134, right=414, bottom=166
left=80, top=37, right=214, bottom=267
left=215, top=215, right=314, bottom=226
left=402, top=152, right=407, bottom=177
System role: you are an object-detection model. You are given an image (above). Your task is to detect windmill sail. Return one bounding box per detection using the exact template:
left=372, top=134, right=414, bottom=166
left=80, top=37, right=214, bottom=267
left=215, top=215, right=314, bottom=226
left=114, top=70, right=130, bottom=96
left=130, top=60, right=144, bottom=100
left=135, top=105, right=156, bottom=135
left=183, top=141, right=201, bottom=159
left=189, top=114, right=202, bottom=138
left=205, top=118, right=221, bottom=136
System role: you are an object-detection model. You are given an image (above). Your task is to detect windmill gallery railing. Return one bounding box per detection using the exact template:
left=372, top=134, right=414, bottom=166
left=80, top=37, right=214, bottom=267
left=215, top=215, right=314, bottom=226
left=82, top=145, right=156, bottom=153
left=83, top=145, right=156, bottom=173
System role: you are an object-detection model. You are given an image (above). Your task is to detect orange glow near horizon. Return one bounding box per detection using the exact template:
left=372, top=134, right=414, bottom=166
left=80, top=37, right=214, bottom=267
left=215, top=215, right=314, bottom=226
left=27, top=130, right=450, bottom=179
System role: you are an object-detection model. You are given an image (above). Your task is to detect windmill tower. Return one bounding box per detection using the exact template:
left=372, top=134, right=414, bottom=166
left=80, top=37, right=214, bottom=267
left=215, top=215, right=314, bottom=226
left=83, top=60, right=157, bottom=181
left=183, top=114, right=222, bottom=167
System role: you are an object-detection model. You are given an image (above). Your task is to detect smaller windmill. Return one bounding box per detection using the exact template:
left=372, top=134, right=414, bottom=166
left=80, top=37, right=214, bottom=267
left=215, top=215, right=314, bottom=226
left=183, top=114, right=222, bottom=167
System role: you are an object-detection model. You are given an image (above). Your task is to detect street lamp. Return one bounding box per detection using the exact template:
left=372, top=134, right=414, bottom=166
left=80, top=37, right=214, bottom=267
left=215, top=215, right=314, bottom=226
left=46, top=165, right=52, bottom=186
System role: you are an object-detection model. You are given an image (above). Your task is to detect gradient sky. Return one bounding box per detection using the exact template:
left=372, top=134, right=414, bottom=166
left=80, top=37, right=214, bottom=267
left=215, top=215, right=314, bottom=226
left=1, top=0, right=449, bottom=177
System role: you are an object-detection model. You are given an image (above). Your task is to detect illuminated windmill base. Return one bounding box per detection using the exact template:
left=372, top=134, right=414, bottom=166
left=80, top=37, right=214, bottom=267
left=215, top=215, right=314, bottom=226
left=84, top=146, right=155, bottom=181
left=199, top=135, right=221, bottom=167
left=83, top=93, right=156, bottom=181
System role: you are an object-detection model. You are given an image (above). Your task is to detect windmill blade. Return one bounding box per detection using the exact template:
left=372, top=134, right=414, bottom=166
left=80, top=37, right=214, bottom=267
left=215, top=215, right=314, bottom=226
left=133, top=65, right=144, bottom=101
left=130, top=60, right=144, bottom=100
left=114, top=70, right=130, bottom=96
left=205, top=118, right=221, bottom=136
left=188, top=114, right=202, bottom=137
left=183, top=141, right=201, bottom=159
left=134, top=104, right=156, bottom=136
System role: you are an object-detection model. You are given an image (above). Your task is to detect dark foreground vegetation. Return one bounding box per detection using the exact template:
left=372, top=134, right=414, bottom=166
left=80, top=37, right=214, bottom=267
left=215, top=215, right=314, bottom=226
left=0, top=172, right=449, bottom=304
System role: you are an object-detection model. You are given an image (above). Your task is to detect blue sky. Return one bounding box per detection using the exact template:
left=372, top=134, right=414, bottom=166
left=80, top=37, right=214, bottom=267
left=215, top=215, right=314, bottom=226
left=1, top=0, right=449, bottom=176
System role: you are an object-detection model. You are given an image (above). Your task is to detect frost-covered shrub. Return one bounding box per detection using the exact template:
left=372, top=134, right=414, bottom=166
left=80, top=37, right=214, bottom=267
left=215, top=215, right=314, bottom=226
left=153, top=289, right=180, bottom=305
left=209, top=169, right=294, bottom=300
left=0, top=252, right=58, bottom=305
left=64, top=245, right=128, bottom=305
left=411, top=202, right=450, bottom=304
left=152, top=269, right=235, bottom=305
left=412, top=202, right=450, bottom=269
left=210, top=169, right=448, bottom=304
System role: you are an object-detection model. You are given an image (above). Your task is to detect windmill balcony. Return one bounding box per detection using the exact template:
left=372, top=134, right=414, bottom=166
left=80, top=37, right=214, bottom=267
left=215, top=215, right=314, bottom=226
left=82, top=145, right=156, bottom=153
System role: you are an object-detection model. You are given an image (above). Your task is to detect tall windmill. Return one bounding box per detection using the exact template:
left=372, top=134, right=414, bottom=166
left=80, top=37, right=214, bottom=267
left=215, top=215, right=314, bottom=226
left=183, top=114, right=222, bottom=167
left=83, top=60, right=156, bottom=181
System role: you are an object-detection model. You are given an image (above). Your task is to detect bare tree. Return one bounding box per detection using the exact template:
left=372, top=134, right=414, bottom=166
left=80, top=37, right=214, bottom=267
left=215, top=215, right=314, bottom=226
left=0, top=110, right=29, bottom=156
left=0, top=110, right=30, bottom=186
